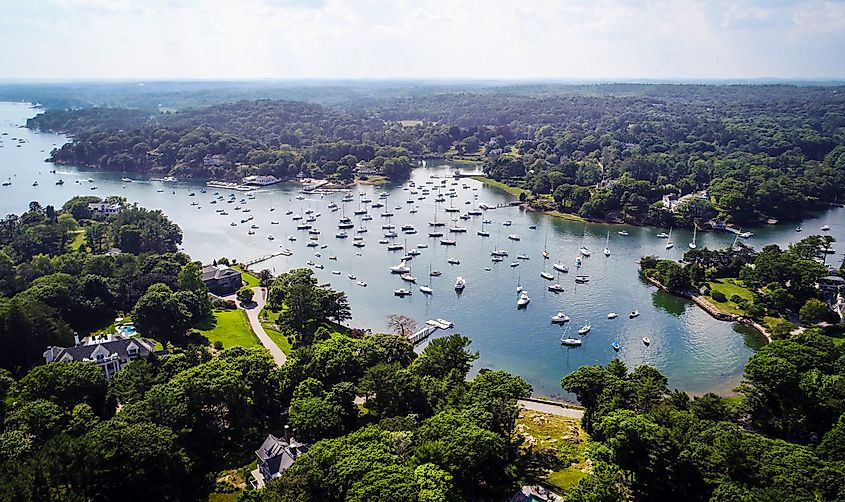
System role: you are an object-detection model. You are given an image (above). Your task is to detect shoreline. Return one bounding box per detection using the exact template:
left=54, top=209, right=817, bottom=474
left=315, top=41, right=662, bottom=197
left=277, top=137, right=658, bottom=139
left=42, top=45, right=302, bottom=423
left=643, top=274, right=772, bottom=343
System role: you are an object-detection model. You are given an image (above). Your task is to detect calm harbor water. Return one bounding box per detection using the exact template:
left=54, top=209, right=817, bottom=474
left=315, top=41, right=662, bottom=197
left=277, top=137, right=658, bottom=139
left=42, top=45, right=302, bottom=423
left=2, top=102, right=843, bottom=398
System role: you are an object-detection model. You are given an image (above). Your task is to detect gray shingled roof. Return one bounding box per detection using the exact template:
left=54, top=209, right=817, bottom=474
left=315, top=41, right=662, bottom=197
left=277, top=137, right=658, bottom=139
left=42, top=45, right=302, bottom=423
left=51, top=337, right=155, bottom=362
left=201, top=264, right=241, bottom=282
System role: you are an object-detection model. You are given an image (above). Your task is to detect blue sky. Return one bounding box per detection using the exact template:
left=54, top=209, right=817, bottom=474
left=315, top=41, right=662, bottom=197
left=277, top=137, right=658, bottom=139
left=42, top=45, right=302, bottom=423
left=0, top=0, right=843, bottom=80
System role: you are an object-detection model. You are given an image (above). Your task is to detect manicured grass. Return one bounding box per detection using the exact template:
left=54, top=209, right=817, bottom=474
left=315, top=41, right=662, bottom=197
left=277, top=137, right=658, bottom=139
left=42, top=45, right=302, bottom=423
left=471, top=176, right=527, bottom=197
left=194, top=309, right=258, bottom=349
left=546, top=469, right=587, bottom=493
left=232, top=264, right=260, bottom=288
left=706, top=279, right=755, bottom=316
left=516, top=408, right=590, bottom=494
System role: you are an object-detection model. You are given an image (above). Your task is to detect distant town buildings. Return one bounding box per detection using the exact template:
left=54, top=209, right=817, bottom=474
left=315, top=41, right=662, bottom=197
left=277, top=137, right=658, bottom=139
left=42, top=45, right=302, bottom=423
left=242, top=175, right=282, bottom=186
left=43, top=331, right=156, bottom=380
left=87, top=202, right=122, bottom=215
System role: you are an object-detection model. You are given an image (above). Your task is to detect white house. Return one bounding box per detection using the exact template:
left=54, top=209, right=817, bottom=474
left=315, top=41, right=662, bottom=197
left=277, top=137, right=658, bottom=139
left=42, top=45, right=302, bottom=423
left=87, top=202, right=122, bottom=215
left=43, top=332, right=156, bottom=380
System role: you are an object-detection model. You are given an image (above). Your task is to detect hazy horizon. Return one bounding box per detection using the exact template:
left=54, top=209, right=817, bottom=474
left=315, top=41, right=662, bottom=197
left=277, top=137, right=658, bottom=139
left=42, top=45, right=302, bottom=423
left=1, top=0, right=844, bottom=81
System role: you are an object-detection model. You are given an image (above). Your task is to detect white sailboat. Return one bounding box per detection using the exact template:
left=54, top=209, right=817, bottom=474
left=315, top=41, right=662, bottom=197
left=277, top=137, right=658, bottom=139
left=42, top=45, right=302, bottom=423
left=542, top=235, right=550, bottom=259
left=689, top=225, right=697, bottom=249
left=604, top=231, right=611, bottom=256
left=665, top=227, right=674, bottom=249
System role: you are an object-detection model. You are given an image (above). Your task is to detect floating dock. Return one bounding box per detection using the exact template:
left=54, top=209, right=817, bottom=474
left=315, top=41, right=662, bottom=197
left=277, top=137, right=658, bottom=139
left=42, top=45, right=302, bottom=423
left=243, top=249, right=292, bottom=267
left=407, top=318, right=454, bottom=345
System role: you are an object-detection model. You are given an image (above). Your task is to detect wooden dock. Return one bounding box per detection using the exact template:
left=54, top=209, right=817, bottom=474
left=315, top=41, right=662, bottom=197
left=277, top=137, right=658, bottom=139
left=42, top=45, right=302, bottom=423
left=407, top=318, right=454, bottom=345
left=243, top=249, right=292, bottom=267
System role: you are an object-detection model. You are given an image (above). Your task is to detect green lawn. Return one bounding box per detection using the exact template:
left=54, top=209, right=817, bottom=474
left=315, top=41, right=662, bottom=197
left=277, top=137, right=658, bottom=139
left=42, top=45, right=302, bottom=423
left=233, top=265, right=260, bottom=288
left=542, top=210, right=586, bottom=223
left=470, top=176, right=527, bottom=197
left=706, top=279, right=756, bottom=316
left=194, top=309, right=258, bottom=349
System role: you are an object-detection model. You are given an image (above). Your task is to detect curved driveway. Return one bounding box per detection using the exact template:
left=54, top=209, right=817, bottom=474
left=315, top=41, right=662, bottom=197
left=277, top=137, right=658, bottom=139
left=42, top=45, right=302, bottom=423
left=242, top=287, right=287, bottom=366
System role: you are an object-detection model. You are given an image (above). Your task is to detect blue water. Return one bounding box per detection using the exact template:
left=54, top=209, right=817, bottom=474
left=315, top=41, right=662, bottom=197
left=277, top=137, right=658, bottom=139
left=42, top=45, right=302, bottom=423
left=2, top=102, right=843, bottom=398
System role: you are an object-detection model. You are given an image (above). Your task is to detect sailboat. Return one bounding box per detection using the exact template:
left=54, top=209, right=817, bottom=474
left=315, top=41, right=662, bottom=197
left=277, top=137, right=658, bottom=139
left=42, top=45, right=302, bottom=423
left=477, top=219, right=490, bottom=237
left=665, top=228, right=674, bottom=249
left=689, top=225, right=697, bottom=249
left=553, top=245, right=568, bottom=273
left=516, top=275, right=522, bottom=293
left=542, top=235, right=550, bottom=259
left=603, top=231, right=611, bottom=256
left=730, top=232, right=740, bottom=251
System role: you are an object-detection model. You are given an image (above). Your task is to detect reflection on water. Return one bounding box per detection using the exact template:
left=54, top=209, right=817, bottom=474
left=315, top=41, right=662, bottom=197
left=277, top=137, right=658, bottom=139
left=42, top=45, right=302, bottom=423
left=650, top=288, right=689, bottom=317
left=0, top=101, right=841, bottom=399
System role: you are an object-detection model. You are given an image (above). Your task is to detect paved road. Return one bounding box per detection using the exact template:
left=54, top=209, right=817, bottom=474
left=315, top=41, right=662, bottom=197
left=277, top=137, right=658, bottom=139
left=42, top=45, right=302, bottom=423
left=242, top=287, right=287, bottom=366
left=518, top=399, right=584, bottom=419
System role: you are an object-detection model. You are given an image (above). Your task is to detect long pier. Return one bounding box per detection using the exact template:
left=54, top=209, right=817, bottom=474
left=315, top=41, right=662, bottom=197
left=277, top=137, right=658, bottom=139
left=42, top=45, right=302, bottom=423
left=243, top=249, right=292, bottom=267
left=407, top=318, right=454, bottom=345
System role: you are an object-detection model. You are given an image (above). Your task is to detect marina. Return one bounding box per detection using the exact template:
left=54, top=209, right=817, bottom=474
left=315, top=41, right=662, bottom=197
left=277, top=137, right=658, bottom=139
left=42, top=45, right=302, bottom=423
left=2, top=102, right=843, bottom=398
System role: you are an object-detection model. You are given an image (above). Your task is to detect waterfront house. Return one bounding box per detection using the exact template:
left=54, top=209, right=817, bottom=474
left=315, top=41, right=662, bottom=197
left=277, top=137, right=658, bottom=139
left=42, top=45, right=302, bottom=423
left=43, top=332, right=156, bottom=380
left=250, top=427, right=309, bottom=488
left=818, top=275, right=845, bottom=293
left=87, top=202, right=122, bottom=215
left=201, top=264, right=243, bottom=295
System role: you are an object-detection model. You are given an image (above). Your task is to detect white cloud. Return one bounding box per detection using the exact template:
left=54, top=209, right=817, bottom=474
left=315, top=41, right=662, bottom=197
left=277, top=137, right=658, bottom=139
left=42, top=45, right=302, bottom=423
left=0, top=0, right=842, bottom=79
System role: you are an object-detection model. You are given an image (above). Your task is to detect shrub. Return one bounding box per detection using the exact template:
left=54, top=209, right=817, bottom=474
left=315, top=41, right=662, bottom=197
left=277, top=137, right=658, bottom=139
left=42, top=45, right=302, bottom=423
left=730, top=294, right=743, bottom=303
left=212, top=340, right=224, bottom=351
left=711, top=291, right=727, bottom=302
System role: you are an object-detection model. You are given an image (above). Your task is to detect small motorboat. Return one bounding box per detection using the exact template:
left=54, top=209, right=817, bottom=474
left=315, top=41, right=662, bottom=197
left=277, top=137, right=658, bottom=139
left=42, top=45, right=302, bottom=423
left=548, top=283, right=565, bottom=293
left=617, top=231, right=629, bottom=236
left=394, top=288, right=412, bottom=297
left=561, top=338, right=583, bottom=347
left=551, top=312, right=570, bottom=323
left=357, top=281, right=367, bottom=287
left=517, top=254, right=530, bottom=260
left=612, top=341, right=620, bottom=351
left=447, top=258, right=460, bottom=265
left=608, top=312, right=618, bottom=319
left=516, top=292, right=530, bottom=307
left=642, top=337, right=651, bottom=346
left=821, top=224, right=831, bottom=231
left=579, top=246, right=591, bottom=257
left=629, top=310, right=640, bottom=319
left=578, top=325, right=591, bottom=335
left=430, top=270, right=442, bottom=277
left=510, top=262, right=519, bottom=267
left=656, top=232, right=669, bottom=238
left=348, top=273, right=356, bottom=280
left=454, top=276, right=466, bottom=290
left=507, top=234, right=520, bottom=241
left=575, top=275, right=589, bottom=284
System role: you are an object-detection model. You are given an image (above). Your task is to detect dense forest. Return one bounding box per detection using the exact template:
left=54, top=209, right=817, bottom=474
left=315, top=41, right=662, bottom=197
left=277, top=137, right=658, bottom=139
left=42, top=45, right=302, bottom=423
left=24, top=83, right=845, bottom=226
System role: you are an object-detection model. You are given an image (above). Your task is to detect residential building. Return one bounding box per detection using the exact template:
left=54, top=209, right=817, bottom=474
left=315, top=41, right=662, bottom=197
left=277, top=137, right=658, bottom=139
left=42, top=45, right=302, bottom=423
left=87, top=202, right=122, bottom=215
left=818, top=275, right=845, bottom=293
left=242, top=175, right=282, bottom=186
left=43, top=332, right=156, bottom=380
left=201, top=264, right=243, bottom=295
left=250, top=427, right=309, bottom=488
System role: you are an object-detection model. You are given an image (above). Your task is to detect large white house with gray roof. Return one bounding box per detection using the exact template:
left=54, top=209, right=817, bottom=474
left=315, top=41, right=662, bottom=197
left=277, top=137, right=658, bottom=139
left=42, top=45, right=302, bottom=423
left=43, top=332, right=156, bottom=380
